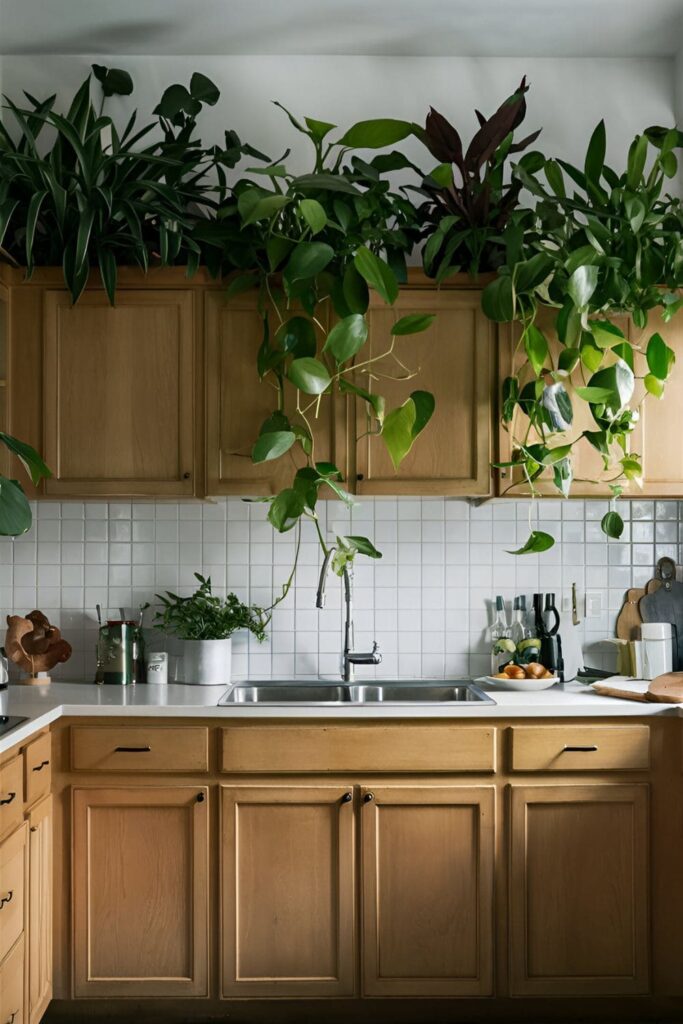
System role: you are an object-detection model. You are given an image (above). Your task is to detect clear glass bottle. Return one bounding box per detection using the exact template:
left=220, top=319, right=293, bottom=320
left=510, top=595, right=531, bottom=646
left=489, top=595, right=510, bottom=674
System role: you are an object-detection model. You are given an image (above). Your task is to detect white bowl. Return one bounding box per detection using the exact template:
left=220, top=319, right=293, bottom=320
left=482, top=674, right=560, bottom=692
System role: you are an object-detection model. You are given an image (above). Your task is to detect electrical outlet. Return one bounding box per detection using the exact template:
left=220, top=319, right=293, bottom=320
left=585, top=591, right=603, bottom=618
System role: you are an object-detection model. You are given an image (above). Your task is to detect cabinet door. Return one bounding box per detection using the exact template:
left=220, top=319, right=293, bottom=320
left=72, top=787, right=209, bottom=997
left=509, top=783, right=649, bottom=995
left=0, top=934, right=25, bottom=1024
left=354, top=289, right=493, bottom=496
left=43, top=289, right=196, bottom=496
left=221, top=784, right=355, bottom=997
left=361, top=785, right=495, bottom=996
left=28, top=796, right=52, bottom=1024
left=206, top=292, right=343, bottom=495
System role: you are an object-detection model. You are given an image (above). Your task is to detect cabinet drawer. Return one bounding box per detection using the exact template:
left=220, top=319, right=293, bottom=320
left=71, top=726, right=209, bottom=772
left=221, top=725, right=495, bottom=773
left=24, top=732, right=51, bottom=807
left=509, top=725, right=650, bottom=772
left=0, top=757, right=23, bottom=841
left=0, top=823, right=27, bottom=964
left=0, top=934, right=25, bottom=1024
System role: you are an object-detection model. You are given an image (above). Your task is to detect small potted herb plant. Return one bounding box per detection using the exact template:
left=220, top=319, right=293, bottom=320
left=154, top=574, right=267, bottom=685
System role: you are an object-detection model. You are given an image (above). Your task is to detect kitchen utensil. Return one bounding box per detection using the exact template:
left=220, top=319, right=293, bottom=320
left=592, top=671, right=683, bottom=703
left=483, top=674, right=559, bottom=691
left=562, top=583, right=585, bottom=682
left=638, top=558, right=683, bottom=670
left=641, top=622, right=675, bottom=680
left=533, top=593, right=565, bottom=680
left=616, top=587, right=645, bottom=641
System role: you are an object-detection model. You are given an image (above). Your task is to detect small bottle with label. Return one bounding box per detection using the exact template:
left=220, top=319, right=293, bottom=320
left=489, top=595, right=511, bottom=674
left=510, top=595, right=531, bottom=646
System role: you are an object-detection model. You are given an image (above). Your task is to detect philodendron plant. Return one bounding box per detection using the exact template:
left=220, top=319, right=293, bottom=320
left=482, top=121, right=682, bottom=553
left=210, top=107, right=435, bottom=579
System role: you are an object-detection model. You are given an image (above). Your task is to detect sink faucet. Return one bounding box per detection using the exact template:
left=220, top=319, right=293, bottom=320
left=316, top=548, right=382, bottom=682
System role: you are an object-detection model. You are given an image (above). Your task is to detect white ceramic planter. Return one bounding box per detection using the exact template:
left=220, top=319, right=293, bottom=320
left=181, top=638, right=232, bottom=686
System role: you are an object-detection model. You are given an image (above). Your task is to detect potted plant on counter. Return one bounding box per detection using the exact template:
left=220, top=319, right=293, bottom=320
left=154, top=573, right=268, bottom=685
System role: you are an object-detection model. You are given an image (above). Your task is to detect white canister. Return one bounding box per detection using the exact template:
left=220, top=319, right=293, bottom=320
left=640, top=622, right=674, bottom=680
left=181, top=638, right=232, bottom=686
left=145, top=651, right=168, bottom=685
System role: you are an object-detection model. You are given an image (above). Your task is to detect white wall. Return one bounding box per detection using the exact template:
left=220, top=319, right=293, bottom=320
left=0, top=55, right=676, bottom=173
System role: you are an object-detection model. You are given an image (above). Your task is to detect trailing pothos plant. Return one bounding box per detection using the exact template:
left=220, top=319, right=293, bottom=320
left=0, top=434, right=51, bottom=536
left=0, top=64, right=248, bottom=303
left=210, top=107, right=436, bottom=581
left=482, top=120, right=682, bottom=553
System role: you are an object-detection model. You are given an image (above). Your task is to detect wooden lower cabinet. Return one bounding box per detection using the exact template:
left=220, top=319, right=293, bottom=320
left=27, top=796, right=52, bottom=1024
left=0, top=934, right=25, bottom=1024
left=509, top=783, right=650, bottom=996
left=72, top=786, right=209, bottom=997
left=361, top=785, right=495, bottom=997
left=220, top=784, right=356, bottom=998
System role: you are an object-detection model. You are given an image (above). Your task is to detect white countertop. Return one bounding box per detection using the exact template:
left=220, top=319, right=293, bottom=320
left=1, top=676, right=679, bottom=756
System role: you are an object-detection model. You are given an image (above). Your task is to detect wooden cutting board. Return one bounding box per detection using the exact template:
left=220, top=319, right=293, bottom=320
left=616, top=587, right=645, bottom=641
left=593, top=672, right=683, bottom=704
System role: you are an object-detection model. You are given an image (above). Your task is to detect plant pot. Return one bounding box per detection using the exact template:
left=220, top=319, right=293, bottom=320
left=181, top=638, right=232, bottom=686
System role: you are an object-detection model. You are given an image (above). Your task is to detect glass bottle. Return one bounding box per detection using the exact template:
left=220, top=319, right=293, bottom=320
left=510, top=595, right=530, bottom=646
left=489, top=595, right=510, bottom=674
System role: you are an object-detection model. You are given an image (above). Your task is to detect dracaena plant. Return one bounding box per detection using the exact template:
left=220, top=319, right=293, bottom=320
left=207, top=107, right=435, bottom=580
left=413, top=77, right=542, bottom=281
left=482, top=121, right=682, bottom=553
left=0, top=64, right=242, bottom=303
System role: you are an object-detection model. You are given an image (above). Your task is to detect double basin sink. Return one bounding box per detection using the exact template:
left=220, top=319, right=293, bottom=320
left=219, top=680, right=493, bottom=706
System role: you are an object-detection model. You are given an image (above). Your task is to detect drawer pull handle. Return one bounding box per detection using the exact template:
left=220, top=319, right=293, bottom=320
left=196, top=792, right=205, bottom=803
left=0, top=791, right=16, bottom=806
left=0, top=890, right=13, bottom=909
left=563, top=745, right=598, bottom=753
left=341, top=792, right=353, bottom=804
left=7, top=1011, right=18, bottom=1024
left=114, top=746, right=151, bottom=753
left=364, top=792, right=375, bottom=803
left=32, top=759, right=50, bottom=772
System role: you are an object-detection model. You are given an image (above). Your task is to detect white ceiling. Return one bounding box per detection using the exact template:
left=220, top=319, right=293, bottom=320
left=0, top=0, right=682, bottom=57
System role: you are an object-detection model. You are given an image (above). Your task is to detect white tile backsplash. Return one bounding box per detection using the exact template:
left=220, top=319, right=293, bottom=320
left=3, top=497, right=681, bottom=682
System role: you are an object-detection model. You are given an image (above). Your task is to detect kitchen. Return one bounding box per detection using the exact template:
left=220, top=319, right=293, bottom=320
left=2, top=1, right=683, bottom=1022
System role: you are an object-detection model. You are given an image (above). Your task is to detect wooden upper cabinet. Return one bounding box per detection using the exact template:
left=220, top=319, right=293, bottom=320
left=509, top=783, right=649, bottom=996
left=42, top=289, right=196, bottom=497
left=28, top=795, right=52, bottom=1024
left=361, top=785, right=495, bottom=997
left=221, top=784, right=356, bottom=998
left=353, top=288, right=494, bottom=496
left=205, top=291, right=343, bottom=495
left=72, top=786, right=209, bottom=998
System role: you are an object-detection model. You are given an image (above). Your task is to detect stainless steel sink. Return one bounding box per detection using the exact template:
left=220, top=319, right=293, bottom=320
left=218, top=680, right=493, bottom=706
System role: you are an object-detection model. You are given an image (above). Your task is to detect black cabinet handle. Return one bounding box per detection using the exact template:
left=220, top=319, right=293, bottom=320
left=363, top=792, right=374, bottom=803
left=562, top=745, right=598, bottom=753
left=7, top=1010, right=18, bottom=1024
left=114, top=746, right=151, bottom=753
left=183, top=472, right=191, bottom=480
left=0, top=890, right=13, bottom=909
left=32, top=759, right=50, bottom=772
left=0, top=791, right=15, bottom=806
left=196, top=792, right=205, bottom=803
left=340, top=792, right=352, bottom=804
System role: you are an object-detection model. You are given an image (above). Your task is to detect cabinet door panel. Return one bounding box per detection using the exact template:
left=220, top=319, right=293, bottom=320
left=28, top=795, right=52, bottom=1024
left=361, top=785, right=495, bottom=996
left=43, top=290, right=195, bottom=496
left=72, top=787, right=209, bottom=997
left=634, top=307, right=683, bottom=495
left=206, top=292, right=342, bottom=495
left=509, top=783, right=649, bottom=995
left=221, top=785, right=355, bottom=997
left=354, top=290, right=493, bottom=495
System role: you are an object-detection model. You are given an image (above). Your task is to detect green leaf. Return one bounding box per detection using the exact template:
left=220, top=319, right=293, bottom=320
left=575, top=386, right=618, bottom=404
left=285, top=241, right=334, bottom=282
left=242, top=194, right=290, bottom=225
left=323, top=314, right=368, bottom=362
left=189, top=72, right=220, bottom=105
left=381, top=391, right=435, bottom=469
left=276, top=317, right=317, bottom=358
left=568, top=264, right=599, bottom=309
left=626, top=134, right=648, bottom=188
left=514, top=253, right=553, bottom=293
left=501, top=376, right=519, bottom=423
left=507, top=530, right=555, bottom=556
left=391, top=313, right=436, bottom=336
left=584, top=120, right=606, bottom=184
left=0, top=478, right=32, bottom=537
left=343, top=536, right=382, bottom=559
left=298, top=197, right=327, bottom=234
left=586, top=362, right=635, bottom=415
left=429, top=162, right=454, bottom=187
left=524, top=324, right=548, bottom=377
left=227, top=273, right=260, bottom=297
left=625, top=195, right=646, bottom=234
left=558, top=348, right=580, bottom=374
left=304, top=116, right=336, bottom=142
left=621, top=456, right=642, bottom=480
left=0, top=434, right=51, bottom=486
left=268, top=488, right=305, bottom=533
left=544, top=159, right=566, bottom=197
left=287, top=357, right=331, bottom=395
left=590, top=320, right=625, bottom=350
left=342, top=264, right=369, bottom=314
left=644, top=373, right=664, bottom=397
left=97, top=246, right=117, bottom=307
left=252, top=431, right=296, bottom=464
left=293, top=173, right=360, bottom=195
left=353, top=247, right=399, bottom=305
left=580, top=335, right=604, bottom=372
left=92, top=64, right=133, bottom=98
left=481, top=275, right=514, bottom=322
left=337, top=118, right=413, bottom=148
left=612, top=342, right=634, bottom=371
left=339, top=379, right=385, bottom=424
left=553, top=457, right=573, bottom=499
left=646, top=332, right=675, bottom=380
left=601, top=510, right=624, bottom=540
